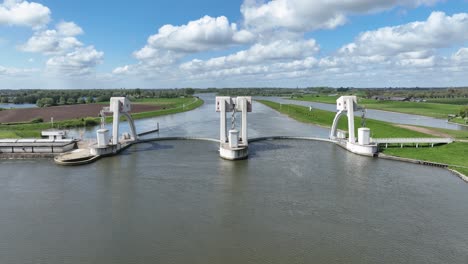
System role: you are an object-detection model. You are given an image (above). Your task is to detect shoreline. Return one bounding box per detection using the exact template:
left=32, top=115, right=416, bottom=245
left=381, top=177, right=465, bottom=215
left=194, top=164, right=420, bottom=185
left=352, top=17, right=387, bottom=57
left=286, top=97, right=458, bottom=120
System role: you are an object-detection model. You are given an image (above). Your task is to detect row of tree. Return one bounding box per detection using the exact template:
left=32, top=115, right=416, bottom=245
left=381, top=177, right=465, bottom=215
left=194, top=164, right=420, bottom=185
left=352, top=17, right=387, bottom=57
left=0, top=88, right=195, bottom=107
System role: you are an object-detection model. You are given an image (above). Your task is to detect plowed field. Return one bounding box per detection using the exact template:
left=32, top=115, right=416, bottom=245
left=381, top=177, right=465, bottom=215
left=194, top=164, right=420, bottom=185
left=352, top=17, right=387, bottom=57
left=0, top=104, right=162, bottom=123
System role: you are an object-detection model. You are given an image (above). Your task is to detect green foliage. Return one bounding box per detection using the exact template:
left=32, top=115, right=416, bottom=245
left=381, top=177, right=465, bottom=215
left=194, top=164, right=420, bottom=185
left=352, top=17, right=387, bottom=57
left=185, top=88, right=195, bottom=96
left=77, top=97, right=85, bottom=104
left=96, top=95, right=111, bottom=102
left=30, top=117, right=44, bottom=123
left=58, top=96, right=66, bottom=105
left=36, top=97, right=55, bottom=107
left=67, top=97, right=76, bottom=104
left=459, top=106, right=468, bottom=118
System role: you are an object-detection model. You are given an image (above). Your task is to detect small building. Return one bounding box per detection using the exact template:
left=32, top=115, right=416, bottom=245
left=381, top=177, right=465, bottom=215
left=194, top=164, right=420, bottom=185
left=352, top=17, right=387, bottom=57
left=41, top=129, right=67, bottom=140
left=371, top=96, right=387, bottom=101
left=389, top=97, right=409, bottom=102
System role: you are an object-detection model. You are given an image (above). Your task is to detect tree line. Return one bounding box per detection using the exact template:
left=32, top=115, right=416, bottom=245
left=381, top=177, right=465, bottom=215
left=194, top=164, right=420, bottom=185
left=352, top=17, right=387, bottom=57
left=0, top=88, right=195, bottom=107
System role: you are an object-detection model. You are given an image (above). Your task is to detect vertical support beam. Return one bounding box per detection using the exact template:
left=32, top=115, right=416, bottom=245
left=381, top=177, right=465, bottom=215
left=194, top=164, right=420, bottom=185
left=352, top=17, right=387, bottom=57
left=347, top=98, right=355, bottom=143
left=220, top=99, right=226, bottom=143
left=240, top=98, right=248, bottom=145
left=112, top=106, right=120, bottom=145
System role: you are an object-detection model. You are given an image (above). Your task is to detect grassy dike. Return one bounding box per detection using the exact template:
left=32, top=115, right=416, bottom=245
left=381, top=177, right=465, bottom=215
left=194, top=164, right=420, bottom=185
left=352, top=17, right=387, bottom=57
left=257, top=100, right=430, bottom=138
left=257, top=100, right=468, bottom=178
left=290, top=95, right=462, bottom=119
left=0, top=97, right=204, bottom=138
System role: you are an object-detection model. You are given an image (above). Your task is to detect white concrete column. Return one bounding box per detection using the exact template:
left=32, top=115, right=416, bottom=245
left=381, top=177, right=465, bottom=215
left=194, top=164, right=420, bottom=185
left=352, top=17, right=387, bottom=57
left=112, top=110, right=120, bottom=145
left=240, top=98, right=248, bottom=145
left=220, top=99, right=227, bottom=143
left=347, top=98, right=355, bottom=143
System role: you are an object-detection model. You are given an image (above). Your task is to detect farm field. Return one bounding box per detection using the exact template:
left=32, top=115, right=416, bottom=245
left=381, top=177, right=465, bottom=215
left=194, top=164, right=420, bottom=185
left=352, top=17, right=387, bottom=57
left=0, top=97, right=203, bottom=138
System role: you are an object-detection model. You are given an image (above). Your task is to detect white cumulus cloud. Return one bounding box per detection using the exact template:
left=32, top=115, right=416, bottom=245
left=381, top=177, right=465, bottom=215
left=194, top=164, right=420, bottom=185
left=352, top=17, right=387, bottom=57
left=143, top=15, right=254, bottom=53
left=181, top=39, right=319, bottom=73
left=241, top=0, right=442, bottom=32
left=0, top=0, right=50, bottom=28
left=0, top=65, right=38, bottom=76
left=340, top=12, right=468, bottom=57
left=20, top=21, right=84, bottom=54
left=46, top=46, right=103, bottom=76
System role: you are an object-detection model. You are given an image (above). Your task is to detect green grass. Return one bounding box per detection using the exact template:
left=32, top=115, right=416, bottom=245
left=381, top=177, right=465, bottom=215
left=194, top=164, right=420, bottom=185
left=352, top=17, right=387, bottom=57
left=290, top=95, right=462, bottom=118
left=133, top=97, right=194, bottom=105
left=449, top=117, right=468, bottom=126
left=289, top=95, right=339, bottom=104
left=454, top=167, right=468, bottom=177
left=130, top=97, right=203, bottom=119
left=426, top=98, right=468, bottom=105
left=257, top=100, right=431, bottom=138
left=0, top=117, right=100, bottom=138
left=382, top=142, right=468, bottom=169
left=0, top=97, right=204, bottom=138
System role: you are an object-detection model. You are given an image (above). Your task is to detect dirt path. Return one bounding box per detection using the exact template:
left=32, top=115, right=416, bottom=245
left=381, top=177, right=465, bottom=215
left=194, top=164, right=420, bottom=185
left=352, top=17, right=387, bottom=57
left=0, top=104, right=162, bottom=123
left=395, top=124, right=452, bottom=138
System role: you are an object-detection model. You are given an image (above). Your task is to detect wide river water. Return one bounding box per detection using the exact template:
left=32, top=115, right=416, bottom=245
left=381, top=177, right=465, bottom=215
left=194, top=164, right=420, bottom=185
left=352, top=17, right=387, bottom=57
left=1, top=94, right=467, bottom=263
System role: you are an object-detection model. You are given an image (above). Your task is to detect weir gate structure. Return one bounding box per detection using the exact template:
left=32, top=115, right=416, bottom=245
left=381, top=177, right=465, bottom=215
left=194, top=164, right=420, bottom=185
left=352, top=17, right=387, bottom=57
left=216, top=96, right=252, bottom=160
left=50, top=95, right=454, bottom=165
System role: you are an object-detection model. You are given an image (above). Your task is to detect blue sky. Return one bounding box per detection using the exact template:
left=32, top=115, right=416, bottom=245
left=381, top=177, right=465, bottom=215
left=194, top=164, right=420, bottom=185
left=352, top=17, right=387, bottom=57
left=0, top=0, right=467, bottom=89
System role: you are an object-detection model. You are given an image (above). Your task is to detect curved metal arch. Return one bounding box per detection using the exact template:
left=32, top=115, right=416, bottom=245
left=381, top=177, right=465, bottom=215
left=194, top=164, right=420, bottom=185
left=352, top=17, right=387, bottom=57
left=122, top=112, right=138, bottom=140
left=330, top=110, right=345, bottom=139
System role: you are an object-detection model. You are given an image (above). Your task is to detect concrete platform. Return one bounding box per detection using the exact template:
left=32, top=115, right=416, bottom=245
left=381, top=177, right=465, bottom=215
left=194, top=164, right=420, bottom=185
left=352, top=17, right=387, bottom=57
left=220, top=143, right=248, bottom=160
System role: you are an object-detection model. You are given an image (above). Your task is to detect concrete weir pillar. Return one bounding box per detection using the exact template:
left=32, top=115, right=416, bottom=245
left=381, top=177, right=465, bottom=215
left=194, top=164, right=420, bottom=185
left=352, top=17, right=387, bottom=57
left=216, top=96, right=252, bottom=160
left=330, top=96, right=378, bottom=156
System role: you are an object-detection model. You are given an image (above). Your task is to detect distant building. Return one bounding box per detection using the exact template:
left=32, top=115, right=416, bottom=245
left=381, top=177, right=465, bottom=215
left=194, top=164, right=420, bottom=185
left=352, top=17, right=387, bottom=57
left=371, top=96, right=387, bottom=100
left=389, top=97, right=409, bottom=102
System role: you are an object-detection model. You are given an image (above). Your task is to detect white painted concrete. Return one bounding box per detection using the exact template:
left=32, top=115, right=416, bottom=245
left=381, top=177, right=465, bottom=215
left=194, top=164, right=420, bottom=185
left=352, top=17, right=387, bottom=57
left=358, top=128, right=371, bottom=145
left=217, top=96, right=252, bottom=160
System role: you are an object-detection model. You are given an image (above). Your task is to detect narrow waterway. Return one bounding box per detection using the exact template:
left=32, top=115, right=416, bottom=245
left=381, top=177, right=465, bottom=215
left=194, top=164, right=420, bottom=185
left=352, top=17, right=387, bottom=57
left=1, top=94, right=467, bottom=264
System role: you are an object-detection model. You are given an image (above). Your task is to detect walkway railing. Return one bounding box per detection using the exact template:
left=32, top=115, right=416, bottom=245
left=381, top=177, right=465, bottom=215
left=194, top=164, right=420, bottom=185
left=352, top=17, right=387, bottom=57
left=372, top=137, right=453, bottom=148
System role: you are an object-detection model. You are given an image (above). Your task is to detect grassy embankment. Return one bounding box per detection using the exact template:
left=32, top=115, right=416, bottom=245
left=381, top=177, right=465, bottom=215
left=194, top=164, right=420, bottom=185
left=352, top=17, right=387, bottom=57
left=290, top=95, right=463, bottom=119
left=0, top=97, right=203, bottom=138
left=258, top=100, right=432, bottom=138
left=257, top=99, right=468, bottom=176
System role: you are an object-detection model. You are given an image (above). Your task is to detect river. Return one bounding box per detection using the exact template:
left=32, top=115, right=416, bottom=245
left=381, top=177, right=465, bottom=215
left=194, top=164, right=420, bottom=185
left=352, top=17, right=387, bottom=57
left=1, top=94, right=467, bottom=263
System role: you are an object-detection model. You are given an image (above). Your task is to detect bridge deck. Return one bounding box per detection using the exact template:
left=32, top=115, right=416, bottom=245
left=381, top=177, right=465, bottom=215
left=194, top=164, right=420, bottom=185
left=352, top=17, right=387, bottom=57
left=372, top=138, right=453, bottom=144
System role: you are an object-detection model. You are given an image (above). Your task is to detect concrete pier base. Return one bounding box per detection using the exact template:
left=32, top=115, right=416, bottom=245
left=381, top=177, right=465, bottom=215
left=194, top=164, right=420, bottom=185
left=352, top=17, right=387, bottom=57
left=345, top=141, right=378, bottom=156
left=219, top=143, right=248, bottom=160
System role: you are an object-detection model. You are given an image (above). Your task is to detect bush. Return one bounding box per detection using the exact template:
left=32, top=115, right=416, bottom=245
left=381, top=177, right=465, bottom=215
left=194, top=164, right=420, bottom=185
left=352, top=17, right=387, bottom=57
left=83, top=117, right=99, bottom=126
left=36, top=98, right=55, bottom=107
left=30, top=117, right=44, bottom=123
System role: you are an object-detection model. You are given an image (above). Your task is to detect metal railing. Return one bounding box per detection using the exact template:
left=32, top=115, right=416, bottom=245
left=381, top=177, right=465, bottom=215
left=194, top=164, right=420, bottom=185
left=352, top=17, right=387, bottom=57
left=371, top=138, right=453, bottom=144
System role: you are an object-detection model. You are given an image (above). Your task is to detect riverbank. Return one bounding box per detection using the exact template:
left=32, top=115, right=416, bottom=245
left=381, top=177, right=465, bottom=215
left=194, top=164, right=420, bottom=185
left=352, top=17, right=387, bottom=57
left=0, top=97, right=204, bottom=138
left=257, top=100, right=432, bottom=138
left=288, top=95, right=462, bottom=119
left=257, top=99, right=468, bottom=180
